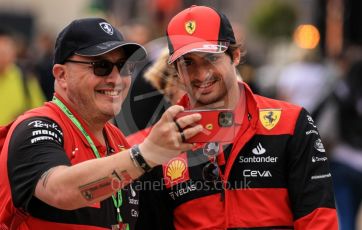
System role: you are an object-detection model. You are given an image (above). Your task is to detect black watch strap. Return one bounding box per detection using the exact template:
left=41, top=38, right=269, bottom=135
left=130, top=145, right=152, bottom=172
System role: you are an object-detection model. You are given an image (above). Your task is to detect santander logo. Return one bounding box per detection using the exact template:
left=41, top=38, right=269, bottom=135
left=252, top=143, right=266, bottom=155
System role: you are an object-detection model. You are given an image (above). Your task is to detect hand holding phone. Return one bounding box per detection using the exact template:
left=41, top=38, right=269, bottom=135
left=175, top=109, right=235, bottom=143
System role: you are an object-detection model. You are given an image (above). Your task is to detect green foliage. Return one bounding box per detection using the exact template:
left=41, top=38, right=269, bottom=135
left=88, top=0, right=107, bottom=14
left=249, top=0, right=297, bottom=41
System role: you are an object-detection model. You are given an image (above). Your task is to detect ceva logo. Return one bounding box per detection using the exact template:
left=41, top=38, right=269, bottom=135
left=243, top=169, right=272, bottom=177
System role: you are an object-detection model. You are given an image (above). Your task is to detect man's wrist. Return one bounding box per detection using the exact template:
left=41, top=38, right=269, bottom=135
left=129, top=145, right=153, bottom=173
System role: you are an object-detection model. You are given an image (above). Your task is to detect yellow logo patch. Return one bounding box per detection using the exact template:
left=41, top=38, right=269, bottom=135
left=205, top=123, right=213, bottom=130
left=259, top=109, right=281, bottom=130
left=185, top=20, right=196, bottom=34
left=163, top=154, right=189, bottom=188
left=166, top=159, right=187, bottom=181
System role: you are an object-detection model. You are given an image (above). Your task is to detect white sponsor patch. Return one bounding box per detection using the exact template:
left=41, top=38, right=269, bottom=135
left=31, top=136, right=54, bottom=144
left=239, top=155, right=278, bottom=163
left=239, top=142, right=278, bottom=164
left=243, top=170, right=272, bottom=178
left=128, top=198, right=139, bottom=205
left=314, top=139, right=326, bottom=152
left=131, top=209, right=139, bottom=217
left=168, top=183, right=197, bottom=200
left=28, top=120, right=63, bottom=136
left=311, top=173, right=331, bottom=180
left=31, top=129, right=62, bottom=143
left=252, top=143, right=266, bottom=155
left=312, top=156, right=328, bottom=163
left=307, top=115, right=317, bottom=128
left=306, top=130, right=319, bottom=135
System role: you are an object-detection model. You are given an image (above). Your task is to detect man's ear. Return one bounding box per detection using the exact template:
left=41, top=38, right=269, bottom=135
left=173, top=62, right=186, bottom=85
left=232, top=48, right=241, bottom=66
left=53, top=64, right=67, bottom=89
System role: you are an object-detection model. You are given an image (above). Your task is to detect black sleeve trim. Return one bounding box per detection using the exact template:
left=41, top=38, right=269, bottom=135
left=287, top=108, right=336, bottom=220
left=8, top=117, right=71, bottom=211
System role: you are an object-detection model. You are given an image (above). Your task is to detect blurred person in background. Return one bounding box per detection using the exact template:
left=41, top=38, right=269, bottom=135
left=33, top=31, right=56, bottom=101
left=115, top=20, right=169, bottom=136
left=147, top=0, right=182, bottom=37
left=330, top=58, right=362, bottom=230
left=136, top=5, right=338, bottom=229
left=276, top=47, right=337, bottom=119
left=143, top=48, right=185, bottom=105
left=126, top=48, right=186, bottom=146
left=0, top=26, right=45, bottom=125
left=275, top=47, right=339, bottom=150
left=231, top=21, right=260, bottom=94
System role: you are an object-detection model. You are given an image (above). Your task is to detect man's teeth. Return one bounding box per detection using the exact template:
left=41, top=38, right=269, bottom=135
left=197, top=81, right=214, bottom=88
left=101, top=90, right=119, bottom=96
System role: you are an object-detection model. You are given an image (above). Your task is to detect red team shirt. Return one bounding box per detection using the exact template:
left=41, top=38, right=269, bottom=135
left=135, top=82, right=338, bottom=230
left=0, top=94, right=138, bottom=229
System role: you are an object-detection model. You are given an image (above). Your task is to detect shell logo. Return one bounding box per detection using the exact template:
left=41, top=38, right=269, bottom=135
left=166, top=159, right=187, bottom=181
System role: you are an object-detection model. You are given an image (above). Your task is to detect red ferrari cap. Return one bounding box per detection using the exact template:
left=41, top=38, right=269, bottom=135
left=166, top=5, right=236, bottom=64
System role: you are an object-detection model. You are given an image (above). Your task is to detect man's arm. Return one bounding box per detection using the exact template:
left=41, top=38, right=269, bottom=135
left=28, top=105, right=201, bottom=210
left=287, top=108, right=338, bottom=229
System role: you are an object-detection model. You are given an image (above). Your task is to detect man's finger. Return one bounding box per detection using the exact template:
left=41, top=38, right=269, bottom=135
left=175, top=113, right=202, bottom=129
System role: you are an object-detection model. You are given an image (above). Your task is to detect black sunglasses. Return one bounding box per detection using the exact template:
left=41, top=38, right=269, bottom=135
left=65, top=59, right=135, bottom=77
left=202, top=142, right=220, bottom=182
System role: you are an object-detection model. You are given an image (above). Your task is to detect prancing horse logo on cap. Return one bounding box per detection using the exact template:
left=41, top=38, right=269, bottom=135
left=99, top=22, right=114, bottom=35
left=185, top=20, right=196, bottom=34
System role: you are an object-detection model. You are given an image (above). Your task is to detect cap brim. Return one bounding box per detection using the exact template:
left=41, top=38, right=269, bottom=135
left=168, top=41, right=229, bottom=64
left=75, top=41, right=147, bottom=61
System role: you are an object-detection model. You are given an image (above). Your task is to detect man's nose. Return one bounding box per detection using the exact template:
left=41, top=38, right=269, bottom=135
left=195, top=66, right=213, bottom=81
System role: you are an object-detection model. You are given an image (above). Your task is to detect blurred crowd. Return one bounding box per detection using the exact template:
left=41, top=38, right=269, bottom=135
left=1, top=1, right=362, bottom=229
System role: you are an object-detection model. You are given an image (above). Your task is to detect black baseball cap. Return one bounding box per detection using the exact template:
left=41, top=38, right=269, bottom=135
left=54, top=18, right=147, bottom=64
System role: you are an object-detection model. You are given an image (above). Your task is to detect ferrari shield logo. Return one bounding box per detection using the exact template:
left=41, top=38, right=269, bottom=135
left=259, top=109, right=281, bottom=130
left=185, top=20, right=196, bottom=34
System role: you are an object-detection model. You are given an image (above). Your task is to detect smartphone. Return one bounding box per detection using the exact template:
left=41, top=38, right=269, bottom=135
left=175, top=109, right=235, bottom=143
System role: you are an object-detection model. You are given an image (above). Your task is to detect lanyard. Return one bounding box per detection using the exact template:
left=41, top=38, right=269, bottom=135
left=52, top=96, right=126, bottom=227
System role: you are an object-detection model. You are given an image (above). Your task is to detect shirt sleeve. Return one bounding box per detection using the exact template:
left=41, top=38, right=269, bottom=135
left=7, top=117, right=71, bottom=211
left=287, top=108, right=338, bottom=229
